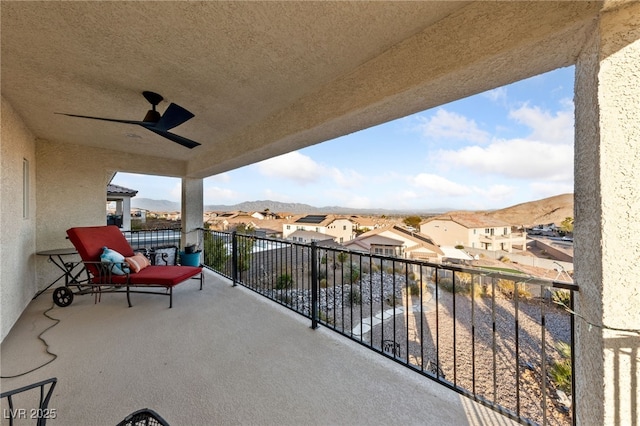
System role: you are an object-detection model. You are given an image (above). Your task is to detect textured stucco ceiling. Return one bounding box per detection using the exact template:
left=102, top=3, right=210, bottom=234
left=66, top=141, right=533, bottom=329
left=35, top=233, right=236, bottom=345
left=1, top=1, right=602, bottom=178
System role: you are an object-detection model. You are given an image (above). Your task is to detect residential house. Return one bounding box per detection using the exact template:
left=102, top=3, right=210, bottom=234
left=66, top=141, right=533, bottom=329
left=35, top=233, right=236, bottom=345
left=350, top=215, right=388, bottom=233
left=286, top=229, right=335, bottom=244
left=2, top=2, right=637, bottom=424
left=282, top=215, right=355, bottom=243
left=106, top=183, right=137, bottom=231
left=420, top=214, right=527, bottom=253
left=344, top=225, right=444, bottom=262
left=251, top=210, right=278, bottom=220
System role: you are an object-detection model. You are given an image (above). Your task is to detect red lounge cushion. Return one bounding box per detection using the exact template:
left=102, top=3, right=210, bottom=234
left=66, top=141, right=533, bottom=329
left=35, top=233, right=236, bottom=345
left=67, top=226, right=135, bottom=277
left=128, top=265, right=202, bottom=287
left=91, top=266, right=201, bottom=287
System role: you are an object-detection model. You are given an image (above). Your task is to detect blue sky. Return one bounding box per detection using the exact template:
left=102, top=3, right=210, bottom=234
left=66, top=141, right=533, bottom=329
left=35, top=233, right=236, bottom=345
left=112, top=66, right=574, bottom=212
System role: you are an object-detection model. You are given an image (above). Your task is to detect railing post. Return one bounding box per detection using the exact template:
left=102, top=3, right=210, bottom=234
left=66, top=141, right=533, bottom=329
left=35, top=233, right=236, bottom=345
left=311, top=241, right=318, bottom=329
left=231, top=231, right=238, bottom=287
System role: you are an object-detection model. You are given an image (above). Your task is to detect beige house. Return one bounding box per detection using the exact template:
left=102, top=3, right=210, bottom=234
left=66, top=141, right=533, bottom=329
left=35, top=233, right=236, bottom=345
left=350, top=215, right=388, bottom=232
left=421, top=214, right=527, bottom=253
left=1, top=2, right=638, bottom=424
left=106, top=183, right=137, bottom=231
left=282, top=215, right=355, bottom=243
left=344, top=225, right=444, bottom=262
left=286, top=229, right=335, bottom=245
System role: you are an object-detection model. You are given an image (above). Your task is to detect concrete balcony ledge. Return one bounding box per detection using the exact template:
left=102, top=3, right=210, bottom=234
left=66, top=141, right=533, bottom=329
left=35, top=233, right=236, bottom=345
left=1, top=270, right=517, bottom=425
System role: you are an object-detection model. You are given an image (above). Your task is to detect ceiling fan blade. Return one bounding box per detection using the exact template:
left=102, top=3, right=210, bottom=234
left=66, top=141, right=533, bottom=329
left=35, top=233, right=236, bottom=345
left=144, top=126, right=201, bottom=149
left=55, top=112, right=143, bottom=126
left=153, top=103, right=194, bottom=131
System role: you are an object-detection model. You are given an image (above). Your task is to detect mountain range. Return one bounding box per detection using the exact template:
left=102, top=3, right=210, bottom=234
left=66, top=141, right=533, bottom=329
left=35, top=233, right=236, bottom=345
left=132, top=199, right=449, bottom=216
left=132, top=193, right=574, bottom=226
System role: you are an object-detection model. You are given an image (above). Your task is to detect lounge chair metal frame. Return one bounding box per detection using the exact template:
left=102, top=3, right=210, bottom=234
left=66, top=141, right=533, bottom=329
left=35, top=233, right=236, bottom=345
left=54, top=226, right=203, bottom=308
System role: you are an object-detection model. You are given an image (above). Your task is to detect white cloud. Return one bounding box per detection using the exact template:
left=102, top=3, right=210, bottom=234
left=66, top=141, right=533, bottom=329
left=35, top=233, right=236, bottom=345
left=343, top=195, right=372, bottom=209
left=416, top=109, right=490, bottom=144
left=529, top=181, right=574, bottom=200
left=474, top=184, right=517, bottom=203
left=204, top=186, right=238, bottom=204
left=168, top=182, right=182, bottom=201
left=434, top=138, right=573, bottom=182
left=412, top=173, right=472, bottom=197
left=256, top=151, right=366, bottom=191
left=329, top=167, right=365, bottom=188
left=205, top=173, right=231, bottom=183
left=399, top=189, right=419, bottom=200
left=262, top=189, right=295, bottom=202
left=509, top=104, right=573, bottom=145
left=256, top=151, right=325, bottom=184
left=482, top=87, right=508, bottom=105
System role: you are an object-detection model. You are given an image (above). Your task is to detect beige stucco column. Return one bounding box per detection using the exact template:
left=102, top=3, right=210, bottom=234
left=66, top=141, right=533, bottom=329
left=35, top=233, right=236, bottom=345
left=181, top=177, right=203, bottom=252
left=574, top=3, right=640, bottom=425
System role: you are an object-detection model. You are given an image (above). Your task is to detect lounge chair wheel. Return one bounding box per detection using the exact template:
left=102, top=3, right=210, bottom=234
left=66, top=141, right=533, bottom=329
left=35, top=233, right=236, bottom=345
left=53, top=286, right=74, bottom=307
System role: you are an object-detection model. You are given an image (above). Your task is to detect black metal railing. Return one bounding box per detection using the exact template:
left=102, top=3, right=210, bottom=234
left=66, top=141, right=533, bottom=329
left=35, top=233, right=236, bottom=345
left=123, top=228, right=182, bottom=250
left=200, top=229, right=578, bottom=426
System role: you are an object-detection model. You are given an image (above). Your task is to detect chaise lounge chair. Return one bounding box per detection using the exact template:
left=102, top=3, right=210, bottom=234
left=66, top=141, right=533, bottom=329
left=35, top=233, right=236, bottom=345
left=64, top=225, right=203, bottom=308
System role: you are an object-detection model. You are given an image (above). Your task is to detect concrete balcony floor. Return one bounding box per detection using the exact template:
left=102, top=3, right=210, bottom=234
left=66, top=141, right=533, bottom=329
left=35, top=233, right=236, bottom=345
left=1, top=270, right=518, bottom=425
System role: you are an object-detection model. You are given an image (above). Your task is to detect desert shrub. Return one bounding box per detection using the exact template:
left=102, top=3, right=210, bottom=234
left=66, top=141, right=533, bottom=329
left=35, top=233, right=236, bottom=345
left=497, top=279, right=531, bottom=299
left=343, top=263, right=360, bottom=284
left=550, top=342, right=572, bottom=393
left=317, top=309, right=333, bottom=325
left=552, top=289, right=571, bottom=308
left=319, top=278, right=328, bottom=288
left=409, top=283, right=421, bottom=296
left=455, top=244, right=465, bottom=249
left=276, top=273, right=293, bottom=290
left=499, top=256, right=511, bottom=263
left=438, top=275, right=483, bottom=297
left=346, top=288, right=362, bottom=305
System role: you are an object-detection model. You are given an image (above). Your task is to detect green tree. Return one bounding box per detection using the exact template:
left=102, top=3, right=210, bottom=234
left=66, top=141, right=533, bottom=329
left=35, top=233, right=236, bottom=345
left=235, top=223, right=255, bottom=272
left=203, top=231, right=229, bottom=270
left=403, top=216, right=422, bottom=230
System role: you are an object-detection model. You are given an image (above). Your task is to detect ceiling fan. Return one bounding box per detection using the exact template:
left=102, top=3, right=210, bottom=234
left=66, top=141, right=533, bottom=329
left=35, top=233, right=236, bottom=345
left=56, top=91, right=201, bottom=149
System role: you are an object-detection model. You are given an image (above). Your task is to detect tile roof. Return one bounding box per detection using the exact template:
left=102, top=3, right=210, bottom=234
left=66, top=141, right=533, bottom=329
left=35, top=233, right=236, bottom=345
left=425, top=213, right=510, bottom=228
left=107, top=183, right=138, bottom=197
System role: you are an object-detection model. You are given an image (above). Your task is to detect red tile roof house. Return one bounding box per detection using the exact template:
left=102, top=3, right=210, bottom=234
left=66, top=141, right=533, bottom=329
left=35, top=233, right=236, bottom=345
left=344, top=225, right=444, bottom=263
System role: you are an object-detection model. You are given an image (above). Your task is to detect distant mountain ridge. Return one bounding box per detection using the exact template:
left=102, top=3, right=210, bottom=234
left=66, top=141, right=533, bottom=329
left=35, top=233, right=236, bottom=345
left=484, top=193, right=573, bottom=227
left=132, top=198, right=447, bottom=215
left=132, top=193, right=574, bottom=224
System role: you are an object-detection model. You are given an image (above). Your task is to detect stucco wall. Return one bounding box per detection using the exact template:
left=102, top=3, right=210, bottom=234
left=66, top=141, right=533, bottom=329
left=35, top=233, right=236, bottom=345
left=326, top=219, right=354, bottom=243
left=420, top=220, right=468, bottom=247
left=574, top=2, right=640, bottom=424
left=34, top=140, right=189, bottom=292
left=1, top=97, right=38, bottom=342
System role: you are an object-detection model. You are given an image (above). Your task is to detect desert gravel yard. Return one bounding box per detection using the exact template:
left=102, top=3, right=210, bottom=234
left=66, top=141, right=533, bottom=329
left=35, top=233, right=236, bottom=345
left=310, top=279, right=573, bottom=426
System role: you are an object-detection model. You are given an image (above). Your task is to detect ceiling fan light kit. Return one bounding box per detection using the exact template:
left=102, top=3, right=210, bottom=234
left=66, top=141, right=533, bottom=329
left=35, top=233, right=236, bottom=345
left=56, top=91, right=201, bottom=149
